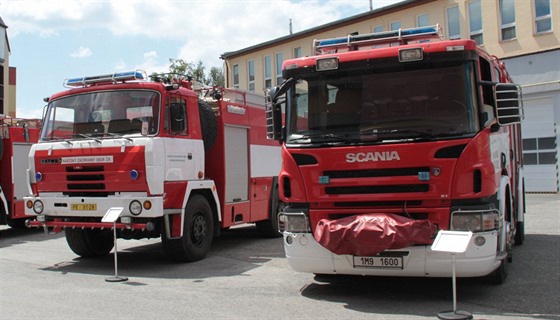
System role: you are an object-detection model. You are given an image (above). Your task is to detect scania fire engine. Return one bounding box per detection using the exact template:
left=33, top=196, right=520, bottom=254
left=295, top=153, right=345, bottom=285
left=266, top=25, right=524, bottom=283
left=25, top=71, right=282, bottom=262
left=1, top=115, right=40, bottom=228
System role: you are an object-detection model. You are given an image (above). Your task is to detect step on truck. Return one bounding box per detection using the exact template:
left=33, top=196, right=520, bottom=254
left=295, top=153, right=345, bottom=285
left=25, top=71, right=282, bottom=261
left=1, top=115, right=41, bottom=228
left=265, top=25, right=525, bottom=284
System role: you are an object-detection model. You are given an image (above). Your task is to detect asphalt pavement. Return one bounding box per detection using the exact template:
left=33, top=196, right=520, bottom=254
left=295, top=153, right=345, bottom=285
left=1, top=194, right=559, bottom=320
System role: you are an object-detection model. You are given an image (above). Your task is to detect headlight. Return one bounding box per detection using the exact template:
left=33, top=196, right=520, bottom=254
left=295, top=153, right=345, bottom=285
left=129, top=200, right=142, bottom=216
left=33, top=200, right=44, bottom=214
left=279, top=211, right=310, bottom=233
left=451, top=210, right=499, bottom=232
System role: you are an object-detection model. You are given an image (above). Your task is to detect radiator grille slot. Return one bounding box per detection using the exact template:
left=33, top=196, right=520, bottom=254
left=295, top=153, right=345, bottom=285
left=325, top=167, right=430, bottom=179
left=325, top=184, right=429, bottom=195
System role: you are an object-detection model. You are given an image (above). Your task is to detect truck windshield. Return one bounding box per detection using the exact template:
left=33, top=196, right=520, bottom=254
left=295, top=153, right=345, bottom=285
left=285, top=63, right=479, bottom=145
left=40, top=90, right=160, bottom=142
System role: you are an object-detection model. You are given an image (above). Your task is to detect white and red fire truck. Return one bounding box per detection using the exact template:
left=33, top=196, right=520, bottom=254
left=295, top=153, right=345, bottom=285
left=25, top=71, right=282, bottom=261
left=1, top=115, right=40, bottom=228
left=266, top=25, right=525, bottom=284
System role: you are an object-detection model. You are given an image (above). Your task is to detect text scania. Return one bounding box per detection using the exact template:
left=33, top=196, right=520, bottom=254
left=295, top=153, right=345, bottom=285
left=346, top=151, right=401, bottom=163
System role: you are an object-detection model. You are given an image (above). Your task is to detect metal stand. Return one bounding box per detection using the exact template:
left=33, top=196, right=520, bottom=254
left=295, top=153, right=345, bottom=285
left=431, top=231, right=473, bottom=320
left=437, top=254, right=472, bottom=320
left=102, top=207, right=128, bottom=283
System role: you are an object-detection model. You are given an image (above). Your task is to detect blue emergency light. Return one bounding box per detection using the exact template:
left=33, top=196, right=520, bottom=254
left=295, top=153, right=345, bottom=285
left=65, top=70, right=146, bottom=87
left=313, top=24, right=442, bottom=54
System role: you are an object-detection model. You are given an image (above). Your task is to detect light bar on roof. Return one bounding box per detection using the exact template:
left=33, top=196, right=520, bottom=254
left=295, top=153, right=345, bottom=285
left=65, top=70, right=146, bottom=87
left=313, top=24, right=442, bottom=54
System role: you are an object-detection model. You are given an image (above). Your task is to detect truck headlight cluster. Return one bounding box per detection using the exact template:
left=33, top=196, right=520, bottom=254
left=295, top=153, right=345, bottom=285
left=279, top=211, right=310, bottom=233
left=450, top=210, right=499, bottom=232
left=129, top=200, right=143, bottom=215
left=26, top=200, right=44, bottom=214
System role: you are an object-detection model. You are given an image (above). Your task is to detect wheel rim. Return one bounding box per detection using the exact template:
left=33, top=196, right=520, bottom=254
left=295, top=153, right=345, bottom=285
left=191, top=213, right=207, bottom=247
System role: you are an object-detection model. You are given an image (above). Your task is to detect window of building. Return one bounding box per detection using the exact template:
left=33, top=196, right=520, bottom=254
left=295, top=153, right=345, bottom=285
left=247, top=60, right=255, bottom=92
left=468, top=0, right=483, bottom=45
left=534, top=0, right=552, bottom=33
left=233, top=64, right=239, bottom=88
left=373, top=25, right=384, bottom=33
left=447, top=6, right=461, bottom=39
left=264, top=55, right=272, bottom=89
left=500, top=0, right=516, bottom=40
left=390, top=21, right=401, bottom=30
left=293, top=47, right=302, bottom=58
left=0, top=28, right=6, bottom=63
left=275, top=52, right=283, bottom=85
left=417, top=14, right=429, bottom=27
left=523, top=137, right=557, bottom=165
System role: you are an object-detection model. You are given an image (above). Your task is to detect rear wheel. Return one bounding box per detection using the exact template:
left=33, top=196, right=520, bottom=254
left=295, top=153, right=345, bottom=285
left=198, top=100, right=217, bottom=152
left=65, top=228, right=114, bottom=258
left=162, top=195, right=214, bottom=262
left=492, top=258, right=508, bottom=285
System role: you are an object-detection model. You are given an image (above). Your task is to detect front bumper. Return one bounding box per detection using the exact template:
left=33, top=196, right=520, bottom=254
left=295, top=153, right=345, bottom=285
left=282, top=230, right=501, bottom=278
left=24, top=193, right=163, bottom=219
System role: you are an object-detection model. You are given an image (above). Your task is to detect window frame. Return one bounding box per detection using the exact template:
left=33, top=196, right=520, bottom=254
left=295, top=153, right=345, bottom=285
left=264, top=55, right=272, bottom=89
left=534, top=0, right=552, bottom=34
left=499, top=0, right=517, bottom=41
left=247, top=60, right=255, bottom=92
left=468, top=0, right=484, bottom=45
left=446, top=5, right=461, bottom=40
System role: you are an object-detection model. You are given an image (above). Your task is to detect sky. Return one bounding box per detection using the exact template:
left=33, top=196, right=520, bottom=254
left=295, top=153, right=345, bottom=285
left=2, top=0, right=403, bottom=119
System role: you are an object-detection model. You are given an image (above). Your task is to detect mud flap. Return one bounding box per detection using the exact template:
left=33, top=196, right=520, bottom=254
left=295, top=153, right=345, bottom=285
left=314, top=213, right=437, bottom=256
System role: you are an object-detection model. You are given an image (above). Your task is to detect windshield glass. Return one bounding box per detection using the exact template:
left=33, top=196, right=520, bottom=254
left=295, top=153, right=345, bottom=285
left=286, top=63, right=479, bottom=145
left=41, top=90, right=160, bottom=141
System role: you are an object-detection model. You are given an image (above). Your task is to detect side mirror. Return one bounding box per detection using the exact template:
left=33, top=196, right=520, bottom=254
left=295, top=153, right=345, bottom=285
left=264, top=78, right=295, bottom=141
left=495, top=83, right=523, bottom=125
left=169, top=103, right=186, bottom=132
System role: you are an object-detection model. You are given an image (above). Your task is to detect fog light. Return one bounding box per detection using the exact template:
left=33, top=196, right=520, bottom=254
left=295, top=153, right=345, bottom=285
left=286, top=235, right=294, bottom=245
left=33, top=200, right=44, bottom=214
left=120, top=217, right=132, bottom=224
left=129, top=200, right=142, bottom=215
left=474, top=236, right=486, bottom=246
left=37, top=214, right=46, bottom=222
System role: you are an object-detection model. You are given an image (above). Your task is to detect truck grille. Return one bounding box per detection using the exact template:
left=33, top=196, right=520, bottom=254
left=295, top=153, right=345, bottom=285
left=65, top=166, right=106, bottom=192
left=325, top=184, right=429, bottom=194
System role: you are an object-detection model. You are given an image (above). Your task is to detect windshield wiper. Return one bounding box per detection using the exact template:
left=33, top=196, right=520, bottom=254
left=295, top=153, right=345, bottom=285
left=105, top=132, right=133, bottom=142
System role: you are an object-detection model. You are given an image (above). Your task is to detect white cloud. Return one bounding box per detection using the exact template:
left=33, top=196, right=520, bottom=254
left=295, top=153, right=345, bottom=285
left=69, top=46, right=93, bottom=58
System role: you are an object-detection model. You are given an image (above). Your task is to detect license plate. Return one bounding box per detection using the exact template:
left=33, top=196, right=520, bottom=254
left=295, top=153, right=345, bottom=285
left=353, top=255, right=403, bottom=269
left=71, top=204, right=97, bottom=211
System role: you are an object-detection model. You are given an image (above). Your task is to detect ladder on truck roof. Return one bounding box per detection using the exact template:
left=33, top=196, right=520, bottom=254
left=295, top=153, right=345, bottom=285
left=313, top=24, right=442, bottom=55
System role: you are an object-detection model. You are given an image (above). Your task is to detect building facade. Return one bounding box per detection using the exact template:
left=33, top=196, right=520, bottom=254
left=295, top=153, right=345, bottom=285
left=221, top=0, right=560, bottom=192
left=0, top=16, right=16, bottom=118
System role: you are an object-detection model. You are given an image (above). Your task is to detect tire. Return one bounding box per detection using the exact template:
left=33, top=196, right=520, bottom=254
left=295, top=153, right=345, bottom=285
left=7, top=218, right=27, bottom=229
left=492, top=258, right=508, bottom=285
left=255, top=188, right=284, bottom=238
left=65, top=228, right=114, bottom=258
left=162, top=195, right=214, bottom=262
left=198, top=100, right=217, bottom=152
left=514, top=221, right=525, bottom=246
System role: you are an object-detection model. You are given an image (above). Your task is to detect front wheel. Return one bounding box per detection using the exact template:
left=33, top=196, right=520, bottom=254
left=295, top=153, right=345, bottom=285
left=65, top=228, right=114, bottom=258
left=162, top=195, right=214, bottom=262
left=255, top=189, right=284, bottom=238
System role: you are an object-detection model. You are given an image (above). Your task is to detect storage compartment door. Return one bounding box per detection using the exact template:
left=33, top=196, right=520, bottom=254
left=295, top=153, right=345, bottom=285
left=225, top=126, right=249, bottom=202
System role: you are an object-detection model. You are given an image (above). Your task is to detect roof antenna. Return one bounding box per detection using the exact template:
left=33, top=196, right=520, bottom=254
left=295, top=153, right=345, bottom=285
left=289, top=19, right=293, bottom=35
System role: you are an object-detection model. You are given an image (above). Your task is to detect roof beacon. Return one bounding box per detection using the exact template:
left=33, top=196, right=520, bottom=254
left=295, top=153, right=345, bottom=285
left=64, top=70, right=146, bottom=88
left=313, top=24, right=442, bottom=55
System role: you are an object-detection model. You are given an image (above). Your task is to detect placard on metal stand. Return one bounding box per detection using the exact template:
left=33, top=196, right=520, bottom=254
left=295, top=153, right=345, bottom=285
left=431, top=230, right=473, bottom=320
left=102, top=207, right=128, bottom=282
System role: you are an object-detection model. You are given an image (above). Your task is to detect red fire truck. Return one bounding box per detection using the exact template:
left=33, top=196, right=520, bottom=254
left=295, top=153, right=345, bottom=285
left=266, top=25, right=524, bottom=284
left=1, top=115, right=41, bottom=228
left=25, top=71, right=282, bottom=261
